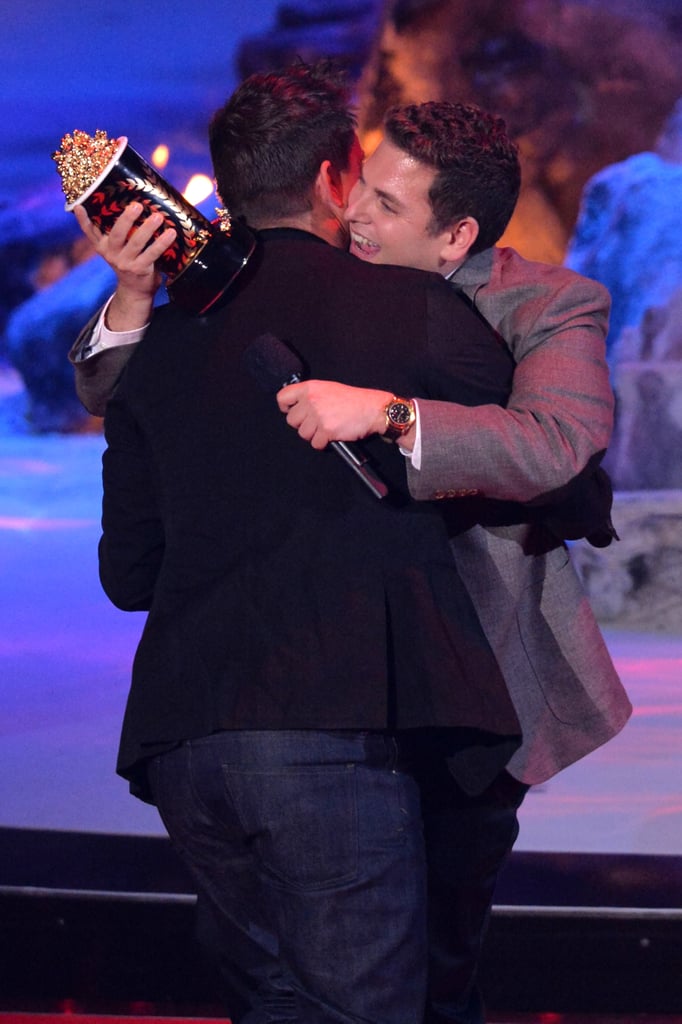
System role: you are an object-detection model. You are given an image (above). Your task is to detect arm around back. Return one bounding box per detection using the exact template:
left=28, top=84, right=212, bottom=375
left=408, top=254, right=614, bottom=503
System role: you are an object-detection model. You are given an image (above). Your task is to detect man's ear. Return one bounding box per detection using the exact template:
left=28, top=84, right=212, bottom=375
left=439, top=217, right=479, bottom=262
left=317, top=159, right=345, bottom=210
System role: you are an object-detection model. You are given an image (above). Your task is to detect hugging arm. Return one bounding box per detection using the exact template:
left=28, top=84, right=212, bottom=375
left=277, top=272, right=616, bottom=542
left=408, top=275, right=613, bottom=503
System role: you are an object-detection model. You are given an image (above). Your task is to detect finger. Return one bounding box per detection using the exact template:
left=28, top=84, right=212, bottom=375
left=138, top=225, right=177, bottom=262
left=108, top=203, right=157, bottom=250
left=276, top=383, right=302, bottom=411
left=111, top=212, right=176, bottom=268
left=284, top=405, right=305, bottom=430
left=72, top=203, right=102, bottom=244
left=309, top=429, right=329, bottom=451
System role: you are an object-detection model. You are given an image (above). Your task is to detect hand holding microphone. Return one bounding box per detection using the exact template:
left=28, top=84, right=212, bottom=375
left=243, top=333, right=390, bottom=500
left=279, top=380, right=394, bottom=449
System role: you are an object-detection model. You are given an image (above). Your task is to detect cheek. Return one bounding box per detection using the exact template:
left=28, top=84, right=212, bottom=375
left=379, top=221, right=408, bottom=248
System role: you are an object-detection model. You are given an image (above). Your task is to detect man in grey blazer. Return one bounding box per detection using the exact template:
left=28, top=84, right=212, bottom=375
left=278, top=101, right=631, bottom=1023
left=70, top=100, right=631, bottom=1023
left=285, top=102, right=629, bottom=779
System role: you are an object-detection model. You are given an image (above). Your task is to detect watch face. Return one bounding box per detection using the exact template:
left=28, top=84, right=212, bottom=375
left=389, top=402, right=413, bottom=425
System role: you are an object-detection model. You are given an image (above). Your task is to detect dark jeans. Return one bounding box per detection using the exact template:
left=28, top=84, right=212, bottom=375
left=149, top=730, right=429, bottom=1024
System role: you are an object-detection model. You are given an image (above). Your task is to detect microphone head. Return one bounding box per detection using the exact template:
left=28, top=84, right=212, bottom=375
left=243, top=332, right=304, bottom=392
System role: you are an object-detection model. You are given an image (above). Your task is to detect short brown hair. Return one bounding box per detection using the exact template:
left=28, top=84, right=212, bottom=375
left=209, top=61, right=357, bottom=227
left=384, top=102, right=521, bottom=253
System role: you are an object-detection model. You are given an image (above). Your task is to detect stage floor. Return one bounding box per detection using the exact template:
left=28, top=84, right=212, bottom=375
left=1, top=419, right=681, bottom=856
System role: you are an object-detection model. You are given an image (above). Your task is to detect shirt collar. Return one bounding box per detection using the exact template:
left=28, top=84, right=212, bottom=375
left=446, top=247, right=494, bottom=288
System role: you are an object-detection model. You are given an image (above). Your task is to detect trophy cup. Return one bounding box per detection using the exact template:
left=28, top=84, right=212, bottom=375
left=52, top=129, right=256, bottom=315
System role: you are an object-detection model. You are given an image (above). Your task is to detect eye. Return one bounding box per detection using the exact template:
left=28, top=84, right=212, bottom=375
left=379, top=197, right=397, bottom=214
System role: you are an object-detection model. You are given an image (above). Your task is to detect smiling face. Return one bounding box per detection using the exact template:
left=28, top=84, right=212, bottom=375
left=345, top=139, right=469, bottom=275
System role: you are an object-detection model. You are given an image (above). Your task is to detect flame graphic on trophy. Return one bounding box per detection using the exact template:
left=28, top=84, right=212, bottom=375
left=52, top=130, right=256, bottom=315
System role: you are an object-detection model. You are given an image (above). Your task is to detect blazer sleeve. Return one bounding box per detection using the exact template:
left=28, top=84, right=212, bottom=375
left=98, top=388, right=164, bottom=612
left=407, top=270, right=614, bottom=503
left=68, top=308, right=140, bottom=417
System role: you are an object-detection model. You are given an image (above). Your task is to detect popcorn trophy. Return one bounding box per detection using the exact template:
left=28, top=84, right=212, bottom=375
left=52, top=130, right=256, bottom=315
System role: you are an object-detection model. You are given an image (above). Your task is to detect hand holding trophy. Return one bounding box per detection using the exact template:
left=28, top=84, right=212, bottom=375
left=52, top=130, right=255, bottom=315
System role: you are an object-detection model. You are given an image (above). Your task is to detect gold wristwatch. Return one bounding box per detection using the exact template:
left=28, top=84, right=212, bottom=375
left=383, top=396, right=416, bottom=441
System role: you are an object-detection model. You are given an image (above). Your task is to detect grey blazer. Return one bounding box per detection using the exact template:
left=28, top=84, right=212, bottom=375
left=410, top=247, right=631, bottom=783
left=69, top=319, right=133, bottom=418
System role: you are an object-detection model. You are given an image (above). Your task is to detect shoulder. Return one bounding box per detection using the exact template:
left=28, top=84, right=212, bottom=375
left=117, top=302, right=202, bottom=387
left=261, top=233, right=459, bottom=303
left=490, top=247, right=609, bottom=305
left=482, top=247, right=610, bottom=343
left=319, top=247, right=476, bottom=325
left=457, top=247, right=612, bottom=360
left=141, top=301, right=197, bottom=343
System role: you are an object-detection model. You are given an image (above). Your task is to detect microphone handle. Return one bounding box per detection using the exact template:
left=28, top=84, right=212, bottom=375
left=331, top=440, right=389, bottom=500
left=283, top=372, right=388, bottom=500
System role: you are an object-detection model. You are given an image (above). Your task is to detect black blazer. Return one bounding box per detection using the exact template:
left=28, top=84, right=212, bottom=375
left=99, top=229, right=519, bottom=798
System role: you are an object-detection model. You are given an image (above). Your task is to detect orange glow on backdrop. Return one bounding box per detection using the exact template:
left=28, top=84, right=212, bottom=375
left=151, top=143, right=169, bottom=169
left=182, top=173, right=214, bottom=205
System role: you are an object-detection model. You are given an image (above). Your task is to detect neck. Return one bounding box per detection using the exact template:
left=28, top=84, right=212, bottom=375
left=252, top=208, right=348, bottom=251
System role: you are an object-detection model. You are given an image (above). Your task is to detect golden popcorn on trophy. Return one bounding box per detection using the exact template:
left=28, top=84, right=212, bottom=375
left=52, top=129, right=256, bottom=315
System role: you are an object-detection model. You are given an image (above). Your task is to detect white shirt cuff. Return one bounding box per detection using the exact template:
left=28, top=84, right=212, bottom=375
left=397, top=400, right=422, bottom=469
left=76, top=295, right=148, bottom=360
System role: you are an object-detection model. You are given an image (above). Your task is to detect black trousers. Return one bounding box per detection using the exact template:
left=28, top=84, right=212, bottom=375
left=411, top=748, right=528, bottom=1024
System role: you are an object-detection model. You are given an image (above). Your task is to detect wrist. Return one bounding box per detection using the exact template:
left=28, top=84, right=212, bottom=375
left=105, top=289, right=154, bottom=333
left=370, top=391, right=396, bottom=435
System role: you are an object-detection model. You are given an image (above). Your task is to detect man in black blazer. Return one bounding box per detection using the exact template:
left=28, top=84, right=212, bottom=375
left=95, top=62, right=520, bottom=1023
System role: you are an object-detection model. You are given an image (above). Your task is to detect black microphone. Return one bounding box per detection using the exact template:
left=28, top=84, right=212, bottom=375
left=243, top=333, right=389, bottom=500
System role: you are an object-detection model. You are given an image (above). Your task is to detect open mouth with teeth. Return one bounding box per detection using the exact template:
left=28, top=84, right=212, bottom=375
left=349, top=229, right=380, bottom=258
